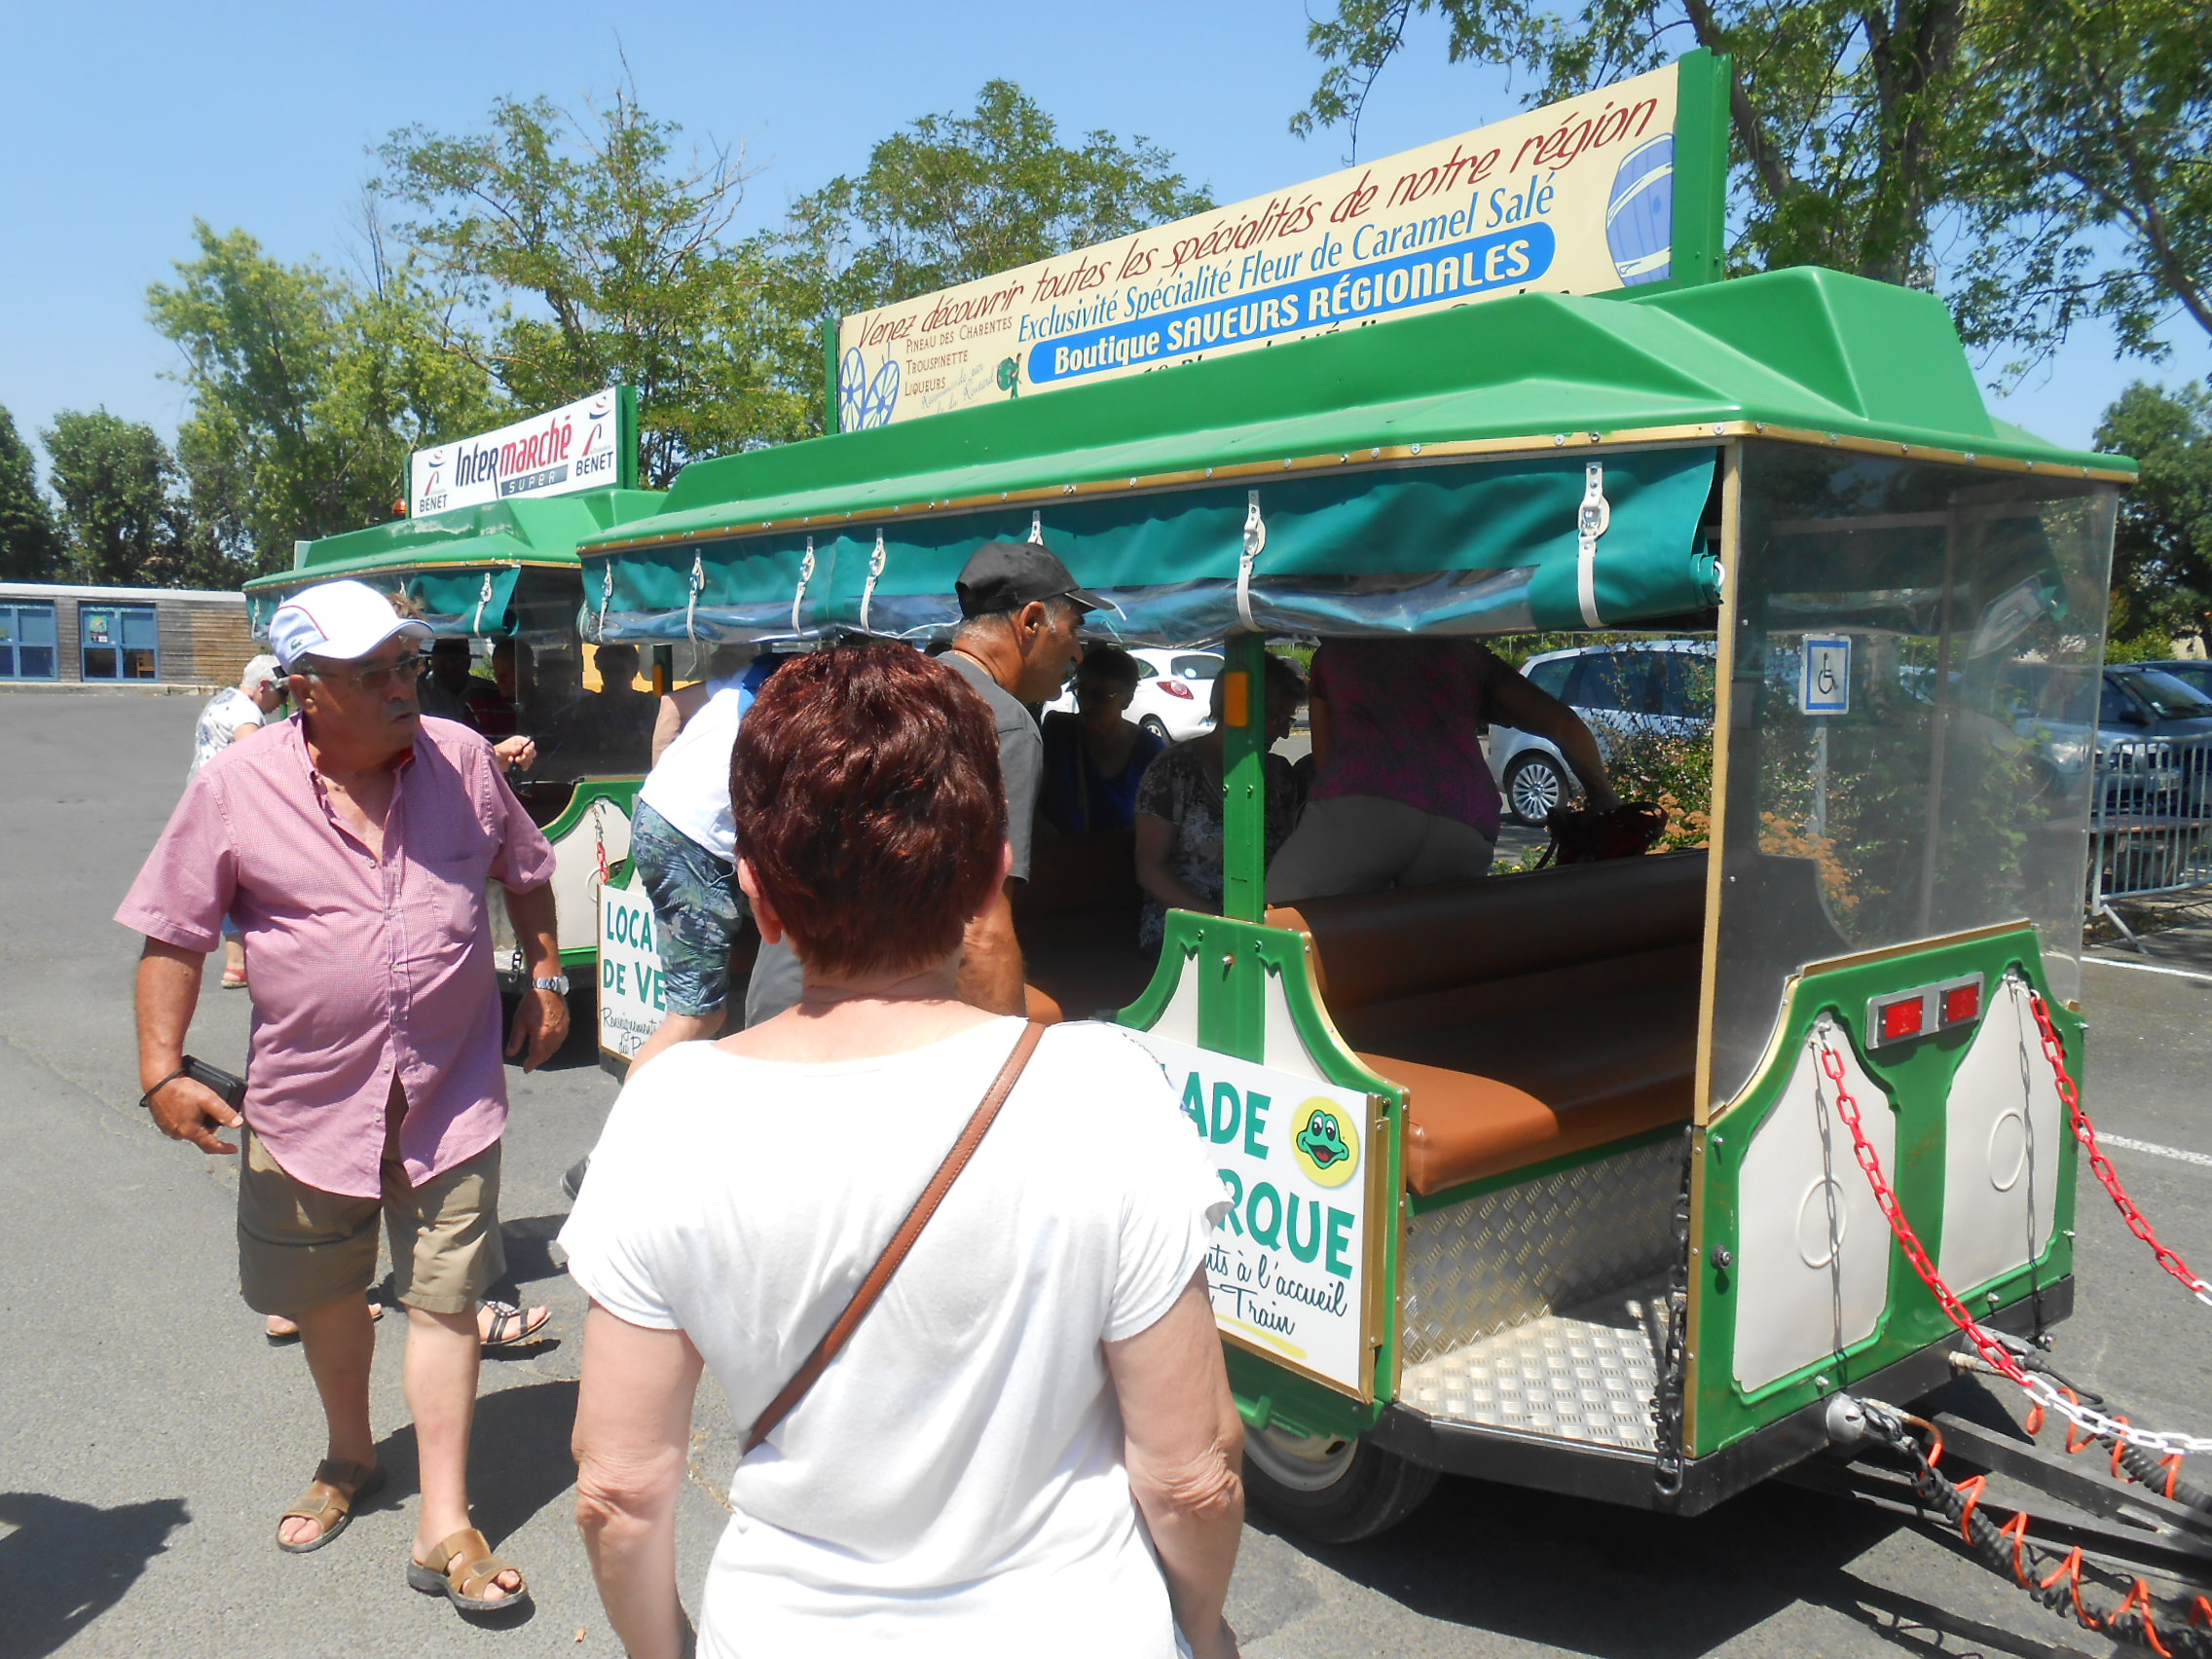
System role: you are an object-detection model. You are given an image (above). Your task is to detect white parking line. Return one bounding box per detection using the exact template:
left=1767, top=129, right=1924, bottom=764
left=2097, top=1132, right=2212, bottom=1171
left=2084, top=954, right=2212, bottom=985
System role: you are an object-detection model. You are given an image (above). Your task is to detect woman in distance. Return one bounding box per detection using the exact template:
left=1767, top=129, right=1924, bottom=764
left=1039, top=643, right=1166, bottom=833
left=563, top=640, right=1242, bottom=1659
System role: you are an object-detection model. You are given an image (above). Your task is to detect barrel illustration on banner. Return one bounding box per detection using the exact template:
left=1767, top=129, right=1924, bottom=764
left=837, top=350, right=903, bottom=430
left=838, top=349, right=867, bottom=433
left=1606, top=134, right=1674, bottom=287
left=862, top=358, right=901, bottom=427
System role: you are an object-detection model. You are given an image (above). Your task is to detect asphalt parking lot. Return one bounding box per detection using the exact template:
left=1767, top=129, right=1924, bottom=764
left=5, top=688, right=2211, bottom=1659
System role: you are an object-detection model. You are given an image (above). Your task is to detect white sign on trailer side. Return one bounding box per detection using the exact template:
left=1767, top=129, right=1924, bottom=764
left=409, top=387, right=626, bottom=518
left=597, top=879, right=667, bottom=1062
left=1128, top=1032, right=1377, bottom=1396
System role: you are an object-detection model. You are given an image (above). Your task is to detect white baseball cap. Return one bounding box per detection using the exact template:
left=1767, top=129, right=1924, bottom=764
left=268, top=580, right=431, bottom=672
left=240, top=653, right=283, bottom=691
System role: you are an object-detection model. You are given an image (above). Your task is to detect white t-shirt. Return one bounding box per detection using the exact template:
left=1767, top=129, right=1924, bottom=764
left=559, top=1017, right=1229, bottom=1659
left=189, top=686, right=264, bottom=781
left=636, top=672, right=753, bottom=862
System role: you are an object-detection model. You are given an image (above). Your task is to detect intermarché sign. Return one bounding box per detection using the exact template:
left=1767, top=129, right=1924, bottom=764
left=834, top=56, right=1713, bottom=431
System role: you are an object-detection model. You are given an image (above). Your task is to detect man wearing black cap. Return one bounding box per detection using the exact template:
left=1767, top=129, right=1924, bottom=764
left=739, top=539, right=1097, bottom=1024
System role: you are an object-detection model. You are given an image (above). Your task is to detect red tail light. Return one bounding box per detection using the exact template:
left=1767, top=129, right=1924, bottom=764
left=1941, top=981, right=1980, bottom=1025
left=1865, top=972, right=1985, bottom=1048
left=1159, top=679, right=1195, bottom=699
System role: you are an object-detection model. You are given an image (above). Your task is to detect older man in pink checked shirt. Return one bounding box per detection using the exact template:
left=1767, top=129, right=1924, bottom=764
left=118, top=579, right=568, bottom=1618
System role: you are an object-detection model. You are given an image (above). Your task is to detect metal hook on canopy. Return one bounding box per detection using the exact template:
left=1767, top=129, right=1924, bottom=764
left=859, top=530, right=887, bottom=635
left=683, top=552, right=705, bottom=644
left=1576, top=463, right=1610, bottom=629
left=1028, top=511, right=1044, bottom=545
left=1237, top=491, right=1267, bottom=633
left=792, top=538, right=817, bottom=638
left=594, top=561, right=614, bottom=639
left=469, top=571, right=495, bottom=636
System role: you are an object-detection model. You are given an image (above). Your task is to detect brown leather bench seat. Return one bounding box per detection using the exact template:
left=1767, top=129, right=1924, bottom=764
left=1015, top=830, right=1159, bottom=1023
left=1269, top=850, right=1708, bottom=1195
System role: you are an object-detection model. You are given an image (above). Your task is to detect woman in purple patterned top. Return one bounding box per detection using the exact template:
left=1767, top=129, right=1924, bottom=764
left=1266, top=637, right=1616, bottom=903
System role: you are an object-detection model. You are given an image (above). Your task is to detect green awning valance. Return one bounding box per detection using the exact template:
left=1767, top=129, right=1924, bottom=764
left=244, top=487, right=664, bottom=639
left=582, top=446, right=1718, bottom=645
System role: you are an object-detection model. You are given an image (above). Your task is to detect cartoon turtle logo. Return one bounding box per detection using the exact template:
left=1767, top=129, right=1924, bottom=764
left=1290, top=1098, right=1360, bottom=1189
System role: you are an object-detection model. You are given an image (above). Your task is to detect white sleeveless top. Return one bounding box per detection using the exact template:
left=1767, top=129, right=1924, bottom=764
left=636, top=673, right=750, bottom=862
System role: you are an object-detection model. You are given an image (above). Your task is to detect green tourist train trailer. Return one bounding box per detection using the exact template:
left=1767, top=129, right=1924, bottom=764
left=246, top=485, right=669, bottom=984
left=577, top=262, right=2132, bottom=1534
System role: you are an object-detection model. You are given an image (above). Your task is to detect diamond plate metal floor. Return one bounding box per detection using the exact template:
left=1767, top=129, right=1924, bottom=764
left=1397, top=1274, right=1669, bottom=1451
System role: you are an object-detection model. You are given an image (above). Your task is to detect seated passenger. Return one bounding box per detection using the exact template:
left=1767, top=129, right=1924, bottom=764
left=1133, top=654, right=1306, bottom=951
left=419, top=637, right=535, bottom=772
left=477, top=639, right=528, bottom=741
left=1267, top=637, right=1617, bottom=903
left=589, top=644, right=657, bottom=757
left=418, top=638, right=479, bottom=723
left=1039, top=645, right=1165, bottom=833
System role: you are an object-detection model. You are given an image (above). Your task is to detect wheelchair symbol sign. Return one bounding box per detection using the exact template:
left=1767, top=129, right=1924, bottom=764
left=1800, top=636, right=1850, bottom=715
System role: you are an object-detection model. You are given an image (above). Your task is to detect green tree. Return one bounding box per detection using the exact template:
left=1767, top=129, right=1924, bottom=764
left=374, top=80, right=807, bottom=485
left=2095, top=382, right=2212, bottom=648
left=41, top=410, right=175, bottom=586
left=148, top=220, right=494, bottom=572
left=1292, top=0, right=2205, bottom=368
left=791, top=79, right=1212, bottom=316
left=0, top=405, right=61, bottom=582
left=1961, top=0, right=2212, bottom=368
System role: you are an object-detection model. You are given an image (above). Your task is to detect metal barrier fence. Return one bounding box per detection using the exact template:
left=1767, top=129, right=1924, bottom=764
left=2089, top=737, right=2212, bottom=939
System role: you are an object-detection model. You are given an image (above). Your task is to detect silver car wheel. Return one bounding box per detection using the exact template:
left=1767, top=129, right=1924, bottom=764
left=1506, top=753, right=1568, bottom=825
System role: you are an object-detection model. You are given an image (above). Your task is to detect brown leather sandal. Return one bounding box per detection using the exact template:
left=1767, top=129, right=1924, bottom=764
left=407, top=1527, right=532, bottom=1614
left=276, top=1457, right=384, bottom=1554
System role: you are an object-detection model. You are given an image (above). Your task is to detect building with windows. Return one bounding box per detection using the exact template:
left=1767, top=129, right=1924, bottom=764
left=0, top=583, right=256, bottom=688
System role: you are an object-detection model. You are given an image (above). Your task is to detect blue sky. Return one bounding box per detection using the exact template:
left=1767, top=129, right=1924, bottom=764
left=4, top=0, right=2203, bottom=463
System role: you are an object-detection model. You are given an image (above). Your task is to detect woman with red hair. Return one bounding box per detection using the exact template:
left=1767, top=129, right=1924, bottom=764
left=562, top=641, right=1242, bottom=1659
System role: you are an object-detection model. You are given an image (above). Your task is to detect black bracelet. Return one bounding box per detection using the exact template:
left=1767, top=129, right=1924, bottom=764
left=138, top=1060, right=198, bottom=1113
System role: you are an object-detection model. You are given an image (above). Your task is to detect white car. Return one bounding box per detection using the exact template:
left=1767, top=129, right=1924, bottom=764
left=1047, top=645, right=1223, bottom=743
left=1487, top=640, right=1715, bottom=825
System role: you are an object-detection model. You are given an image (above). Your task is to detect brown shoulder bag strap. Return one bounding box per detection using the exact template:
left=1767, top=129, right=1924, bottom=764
left=744, top=1018, right=1047, bottom=1455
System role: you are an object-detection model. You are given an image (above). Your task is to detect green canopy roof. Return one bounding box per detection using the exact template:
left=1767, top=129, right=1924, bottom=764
left=572, top=267, right=2129, bottom=645
left=245, top=488, right=664, bottom=637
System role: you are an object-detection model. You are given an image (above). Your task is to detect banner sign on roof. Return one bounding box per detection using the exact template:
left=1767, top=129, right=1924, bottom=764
left=833, top=55, right=1721, bottom=430
left=408, top=387, right=633, bottom=517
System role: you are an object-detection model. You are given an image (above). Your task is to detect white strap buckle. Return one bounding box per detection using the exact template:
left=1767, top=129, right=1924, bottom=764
left=1575, top=463, right=1610, bottom=628
left=683, top=552, right=705, bottom=643
left=792, top=538, right=817, bottom=637
left=859, top=530, right=887, bottom=634
left=1237, top=492, right=1266, bottom=632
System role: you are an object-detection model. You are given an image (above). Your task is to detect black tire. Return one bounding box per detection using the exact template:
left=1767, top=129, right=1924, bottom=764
left=1139, top=715, right=1170, bottom=742
left=1502, top=750, right=1573, bottom=827
left=1241, top=1423, right=1440, bottom=1544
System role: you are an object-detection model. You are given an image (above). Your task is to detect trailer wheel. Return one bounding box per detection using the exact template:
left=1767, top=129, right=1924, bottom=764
left=1241, top=1423, right=1439, bottom=1543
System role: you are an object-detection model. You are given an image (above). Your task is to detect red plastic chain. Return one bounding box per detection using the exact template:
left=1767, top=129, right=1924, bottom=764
left=2024, top=986, right=2212, bottom=1306
left=1815, top=1036, right=2036, bottom=1387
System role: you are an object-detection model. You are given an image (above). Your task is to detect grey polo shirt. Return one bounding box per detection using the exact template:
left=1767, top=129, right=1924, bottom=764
left=943, top=650, right=1042, bottom=883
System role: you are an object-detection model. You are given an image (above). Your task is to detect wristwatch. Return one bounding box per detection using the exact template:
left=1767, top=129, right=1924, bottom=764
left=530, top=977, right=567, bottom=992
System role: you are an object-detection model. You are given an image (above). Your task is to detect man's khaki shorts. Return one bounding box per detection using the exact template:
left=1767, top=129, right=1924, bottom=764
left=237, top=1101, right=504, bottom=1318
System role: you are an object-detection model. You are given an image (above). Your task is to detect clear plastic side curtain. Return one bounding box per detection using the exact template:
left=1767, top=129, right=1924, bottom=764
left=579, top=447, right=1720, bottom=645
